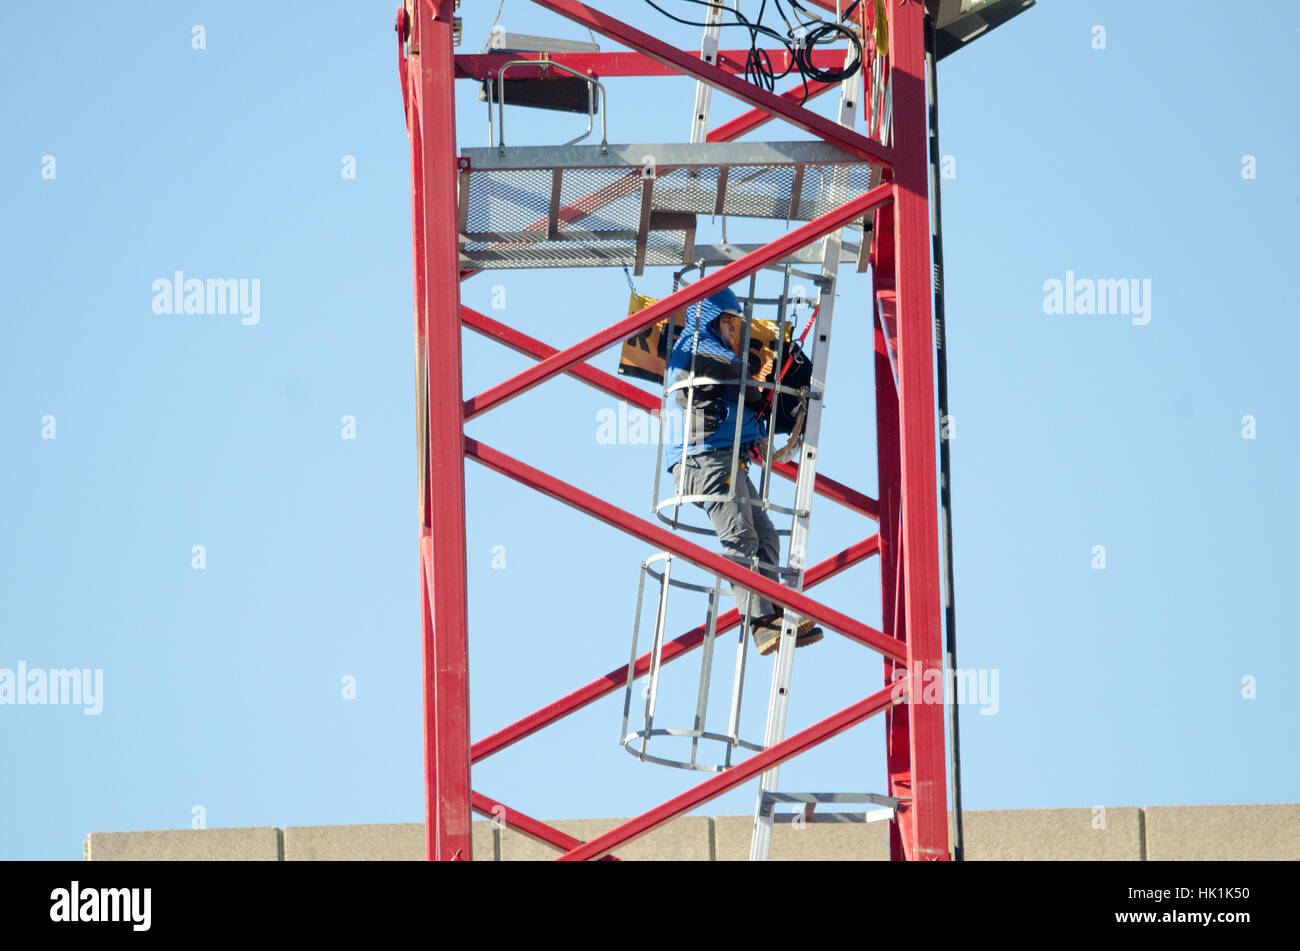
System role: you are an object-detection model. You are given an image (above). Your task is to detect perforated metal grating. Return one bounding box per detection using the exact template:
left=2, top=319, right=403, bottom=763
left=463, top=234, right=690, bottom=270
left=458, top=141, right=880, bottom=271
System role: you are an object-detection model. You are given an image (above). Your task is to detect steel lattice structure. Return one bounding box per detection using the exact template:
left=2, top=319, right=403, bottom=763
left=396, top=0, right=1010, bottom=861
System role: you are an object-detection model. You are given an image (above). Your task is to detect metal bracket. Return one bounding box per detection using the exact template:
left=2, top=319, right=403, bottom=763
left=491, top=59, right=608, bottom=153
left=760, top=791, right=900, bottom=823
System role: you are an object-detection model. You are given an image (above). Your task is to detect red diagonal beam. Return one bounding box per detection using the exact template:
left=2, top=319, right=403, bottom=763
left=466, top=438, right=903, bottom=660
left=559, top=682, right=903, bottom=860
left=462, top=305, right=652, bottom=408
left=707, top=78, right=837, bottom=141
left=471, top=790, right=619, bottom=860
left=801, top=0, right=847, bottom=15
left=461, top=306, right=880, bottom=521
left=788, top=469, right=879, bottom=519
left=529, top=0, right=893, bottom=167
left=463, top=182, right=893, bottom=420
left=470, top=535, right=879, bottom=763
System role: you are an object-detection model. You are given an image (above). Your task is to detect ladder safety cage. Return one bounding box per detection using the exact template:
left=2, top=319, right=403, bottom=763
left=621, top=553, right=761, bottom=771
left=649, top=268, right=821, bottom=536
left=623, top=267, right=821, bottom=774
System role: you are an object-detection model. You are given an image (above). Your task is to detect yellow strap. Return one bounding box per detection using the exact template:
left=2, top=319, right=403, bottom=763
left=873, top=0, right=889, bottom=57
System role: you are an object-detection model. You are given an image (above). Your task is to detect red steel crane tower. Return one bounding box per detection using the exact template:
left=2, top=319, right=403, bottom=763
left=397, top=0, right=1033, bottom=860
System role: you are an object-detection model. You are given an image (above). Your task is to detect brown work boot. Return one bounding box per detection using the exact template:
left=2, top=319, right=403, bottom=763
left=751, top=614, right=823, bottom=656
left=794, top=616, right=824, bottom=647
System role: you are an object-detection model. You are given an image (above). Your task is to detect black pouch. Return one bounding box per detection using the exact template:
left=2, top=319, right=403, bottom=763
left=768, top=341, right=813, bottom=434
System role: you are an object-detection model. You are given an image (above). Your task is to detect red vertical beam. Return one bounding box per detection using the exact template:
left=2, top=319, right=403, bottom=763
left=404, top=15, right=439, bottom=863
left=863, top=0, right=911, bottom=863
left=873, top=230, right=910, bottom=861
left=841, top=21, right=918, bottom=859
left=888, top=0, right=950, bottom=861
left=872, top=200, right=910, bottom=860
left=413, top=0, right=472, bottom=861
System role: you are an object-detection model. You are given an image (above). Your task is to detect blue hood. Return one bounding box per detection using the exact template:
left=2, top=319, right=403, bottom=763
left=667, top=288, right=744, bottom=372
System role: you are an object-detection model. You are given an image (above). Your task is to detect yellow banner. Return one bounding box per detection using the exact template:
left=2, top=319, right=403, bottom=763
left=617, top=292, right=788, bottom=385
left=617, top=293, right=686, bottom=384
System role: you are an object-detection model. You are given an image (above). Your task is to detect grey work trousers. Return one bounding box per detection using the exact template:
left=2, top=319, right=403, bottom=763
left=672, top=447, right=781, bottom=624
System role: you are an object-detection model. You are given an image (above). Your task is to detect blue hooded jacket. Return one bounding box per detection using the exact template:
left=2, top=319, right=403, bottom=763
left=663, top=288, right=767, bottom=470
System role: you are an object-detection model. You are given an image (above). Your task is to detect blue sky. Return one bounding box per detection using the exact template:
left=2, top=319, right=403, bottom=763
left=1, top=1, right=1296, bottom=860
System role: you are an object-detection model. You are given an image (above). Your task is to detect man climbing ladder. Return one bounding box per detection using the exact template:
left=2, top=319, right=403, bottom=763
left=663, top=286, right=823, bottom=657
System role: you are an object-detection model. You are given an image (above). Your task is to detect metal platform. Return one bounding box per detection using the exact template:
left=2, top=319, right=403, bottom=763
left=458, top=141, right=879, bottom=272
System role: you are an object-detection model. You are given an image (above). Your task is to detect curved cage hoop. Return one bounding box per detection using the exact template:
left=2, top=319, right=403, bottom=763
left=620, top=728, right=764, bottom=772
left=621, top=553, right=762, bottom=772
left=651, top=491, right=794, bottom=539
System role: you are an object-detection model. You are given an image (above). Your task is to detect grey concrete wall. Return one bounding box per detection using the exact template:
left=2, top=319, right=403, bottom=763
left=1143, top=804, right=1300, bottom=861
left=281, top=822, right=495, bottom=861
left=714, top=814, right=890, bottom=860
left=84, top=804, right=1300, bottom=860
left=84, top=827, right=282, bottom=861
left=961, top=807, right=1144, bottom=861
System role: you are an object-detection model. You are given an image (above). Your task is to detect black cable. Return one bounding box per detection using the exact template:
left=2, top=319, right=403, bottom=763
left=775, top=0, right=864, bottom=83
left=766, top=0, right=862, bottom=89
left=641, top=0, right=861, bottom=104
left=794, top=21, right=862, bottom=83
left=642, top=0, right=796, bottom=97
left=772, top=0, right=862, bottom=83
